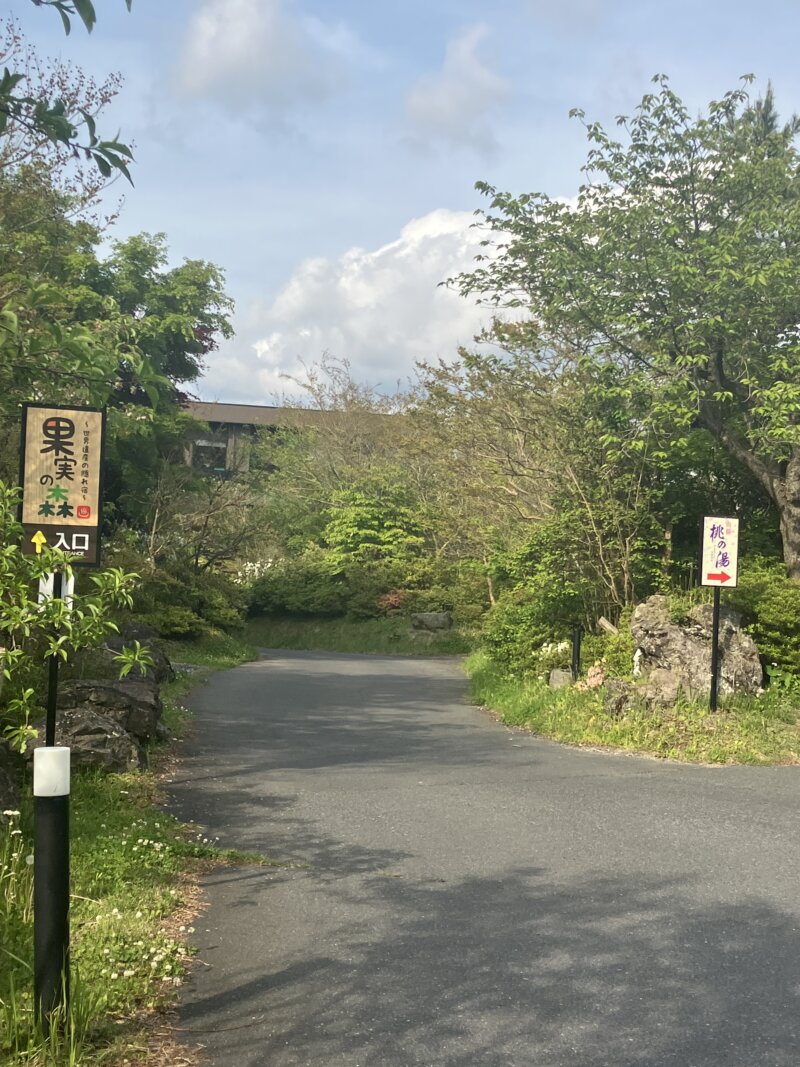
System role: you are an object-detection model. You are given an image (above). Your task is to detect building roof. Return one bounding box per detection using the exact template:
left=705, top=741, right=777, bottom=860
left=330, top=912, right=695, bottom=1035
left=183, top=401, right=319, bottom=427
left=183, top=400, right=395, bottom=431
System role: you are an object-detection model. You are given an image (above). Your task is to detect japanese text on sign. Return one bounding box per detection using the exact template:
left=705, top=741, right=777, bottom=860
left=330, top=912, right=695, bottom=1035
left=20, top=405, right=105, bottom=566
left=700, top=516, right=739, bottom=587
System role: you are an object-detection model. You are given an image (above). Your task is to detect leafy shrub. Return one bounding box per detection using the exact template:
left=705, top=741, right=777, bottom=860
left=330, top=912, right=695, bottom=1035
left=376, top=588, right=408, bottom=615
left=481, top=585, right=570, bottom=671
left=340, top=561, right=406, bottom=619
left=120, top=541, right=249, bottom=634
left=249, top=551, right=347, bottom=617
left=249, top=550, right=492, bottom=625
left=140, top=606, right=208, bottom=640
left=194, top=572, right=248, bottom=631
left=581, top=615, right=637, bottom=678
left=132, top=567, right=193, bottom=615
left=531, top=640, right=572, bottom=676
left=728, top=557, right=800, bottom=675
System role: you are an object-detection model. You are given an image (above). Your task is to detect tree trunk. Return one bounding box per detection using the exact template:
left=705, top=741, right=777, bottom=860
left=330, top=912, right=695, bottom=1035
left=707, top=414, right=800, bottom=580
left=780, top=448, right=800, bottom=580
left=661, top=523, right=673, bottom=582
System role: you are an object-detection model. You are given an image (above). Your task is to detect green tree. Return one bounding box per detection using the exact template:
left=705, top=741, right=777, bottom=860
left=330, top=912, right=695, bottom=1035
left=323, top=476, right=428, bottom=566
left=89, top=232, right=234, bottom=402
left=455, top=76, right=800, bottom=577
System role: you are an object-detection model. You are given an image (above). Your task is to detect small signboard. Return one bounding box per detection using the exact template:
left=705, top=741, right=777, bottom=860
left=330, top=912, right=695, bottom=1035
left=700, top=516, right=739, bottom=588
left=19, top=404, right=105, bottom=566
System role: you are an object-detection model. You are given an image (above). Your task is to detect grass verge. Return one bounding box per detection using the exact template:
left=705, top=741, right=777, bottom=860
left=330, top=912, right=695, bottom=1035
left=244, top=615, right=472, bottom=655
left=162, top=630, right=257, bottom=672
left=468, top=651, right=800, bottom=764
left=0, top=631, right=260, bottom=1066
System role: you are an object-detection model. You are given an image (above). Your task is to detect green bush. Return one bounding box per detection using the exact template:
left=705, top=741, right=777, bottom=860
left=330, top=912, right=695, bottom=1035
left=248, top=550, right=493, bottom=626
left=249, top=552, right=347, bottom=617
left=728, top=557, right=800, bottom=675
left=132, top=567, right=194, bottom=615
left=140, top=606, right=208, bottom=640
left=581, top=615, right=637, bottom=678
left=194, top=572, right=248, bottom=631
left=481, top=585, right=571, bottom=671
left=123, top=546, right=249, bottom=635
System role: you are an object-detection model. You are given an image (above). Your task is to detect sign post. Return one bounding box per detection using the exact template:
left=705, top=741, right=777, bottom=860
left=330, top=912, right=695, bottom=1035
left=19, top=404, right=105, bottom=1031
left=571, top=622, right=583, bottom=681
left=700, top=517, right=740, bottom=711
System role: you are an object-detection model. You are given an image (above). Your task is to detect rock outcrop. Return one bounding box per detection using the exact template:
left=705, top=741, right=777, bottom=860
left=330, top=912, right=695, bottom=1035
left=27, top=707, right=145, bottom=773
left=103, top=622, right=176, bottom=685
left=631, top=595, right=762, bottom=699
left=59, top=677, right=162, bottom=743
left=548, top=668, right=573, bottom=690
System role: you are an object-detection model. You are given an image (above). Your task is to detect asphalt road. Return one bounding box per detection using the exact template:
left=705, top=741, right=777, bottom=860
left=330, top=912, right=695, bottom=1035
left=170, top=650, right=800, bottom=1067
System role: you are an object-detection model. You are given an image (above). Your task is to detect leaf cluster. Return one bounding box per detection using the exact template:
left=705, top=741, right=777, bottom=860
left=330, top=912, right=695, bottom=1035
left=0, top=484, right=146, bottom=750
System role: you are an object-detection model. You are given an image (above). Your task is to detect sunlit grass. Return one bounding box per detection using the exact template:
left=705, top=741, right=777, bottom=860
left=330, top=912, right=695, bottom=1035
left=468, top=651, right=800, bottom=765
left=244, top=615, right=472, bottom=655
left=0, top=632, right=263, bottom=1065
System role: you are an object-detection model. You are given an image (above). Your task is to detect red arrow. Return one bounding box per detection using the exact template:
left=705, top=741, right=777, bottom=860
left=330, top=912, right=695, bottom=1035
left=706, top=571, right=731, bottom=583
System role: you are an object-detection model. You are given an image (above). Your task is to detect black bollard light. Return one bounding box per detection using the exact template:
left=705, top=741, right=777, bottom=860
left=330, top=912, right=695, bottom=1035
left=33, top=746, right=70, bottom=1032
left=571, top=622, right=583, bottom=681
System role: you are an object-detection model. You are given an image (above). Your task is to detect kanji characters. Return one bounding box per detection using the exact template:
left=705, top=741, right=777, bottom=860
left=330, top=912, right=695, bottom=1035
left=40, top=417, right=75, bottom=458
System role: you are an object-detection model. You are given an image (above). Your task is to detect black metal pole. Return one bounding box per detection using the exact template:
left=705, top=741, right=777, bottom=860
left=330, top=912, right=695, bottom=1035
left=710, top=586, right=721, bottom=711
left=45, top=570, right=63, bottom=747
left=33, top=749, right=70, bottom=1032
left=571, top=622, right=582, bottom=681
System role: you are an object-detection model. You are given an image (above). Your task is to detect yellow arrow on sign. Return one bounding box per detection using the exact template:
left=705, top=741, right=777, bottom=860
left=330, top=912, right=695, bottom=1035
left=31, top=530, right=47, bottom=554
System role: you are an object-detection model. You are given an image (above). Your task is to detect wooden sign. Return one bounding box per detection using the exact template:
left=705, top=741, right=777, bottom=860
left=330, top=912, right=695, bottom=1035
left=700, top=516, right=739, bottom=588
left=20, top=404, right=105, bottom=566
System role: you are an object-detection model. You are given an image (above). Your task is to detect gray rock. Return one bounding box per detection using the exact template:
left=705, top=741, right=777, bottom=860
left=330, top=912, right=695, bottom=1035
left=640, top=667, right=682, bottom=708
left=604, top=679, right=637, bottom=718
left=0, top=738, right=21, bottom=817
left=548, top=668, right=573, bottom=690
left=27, top=708, right=145, bottom=773
left=631, top=594, right=762, bottom=698
left=410, top=612, right=453, bottom=631
left=104, top=623, right=176, bottom=685
left=59, top=677, right=162, bottom=742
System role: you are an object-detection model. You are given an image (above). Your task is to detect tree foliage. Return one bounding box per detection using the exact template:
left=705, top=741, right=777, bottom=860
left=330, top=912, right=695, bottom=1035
left=455, top=76, right=800, bottom=576
left=0, top=486, right=146, bottom=750
left=1, top=4, right=134, bottom=181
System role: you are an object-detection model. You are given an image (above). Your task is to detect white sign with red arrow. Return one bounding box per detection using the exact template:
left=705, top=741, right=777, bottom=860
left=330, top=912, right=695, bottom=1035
left=700, top=516, right=739, bottom=588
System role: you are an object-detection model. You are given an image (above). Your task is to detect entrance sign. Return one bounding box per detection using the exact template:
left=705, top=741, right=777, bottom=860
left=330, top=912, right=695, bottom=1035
left=20, top=405, right=105, bottom=566
left=700, top=516, right=739, bottom=588
left=18, top=406, right=106, bottom=1031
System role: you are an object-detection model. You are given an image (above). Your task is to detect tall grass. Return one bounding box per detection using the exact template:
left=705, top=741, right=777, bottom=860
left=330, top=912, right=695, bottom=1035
left=245, top=615, right=472, bottom=655
left=468, top=651, right=800, bottom=764
left=0, top=635, right=263, bottom=1065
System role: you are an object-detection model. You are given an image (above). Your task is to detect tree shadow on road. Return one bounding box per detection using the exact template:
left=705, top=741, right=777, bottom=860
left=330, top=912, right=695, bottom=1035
left=179, top=863, right=800, bottom=1066
left=181, top=654, right=499, bottom=774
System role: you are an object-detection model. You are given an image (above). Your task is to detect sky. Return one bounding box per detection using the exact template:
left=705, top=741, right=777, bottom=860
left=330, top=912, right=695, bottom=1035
left=11, top=0, right=800, bottom=402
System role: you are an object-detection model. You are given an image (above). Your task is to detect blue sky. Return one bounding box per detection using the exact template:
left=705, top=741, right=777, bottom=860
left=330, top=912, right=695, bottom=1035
left=12, top=0, right=800, bottom=401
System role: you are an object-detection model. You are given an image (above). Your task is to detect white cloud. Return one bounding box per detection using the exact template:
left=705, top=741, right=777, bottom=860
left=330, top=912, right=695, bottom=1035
left=176, top=0, right=347, bottom=114
left=199, top=210, right=492, bottom=403
left=404, top=25, right=511, bottom=155
left=522, top=0, right=623, bottom=32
